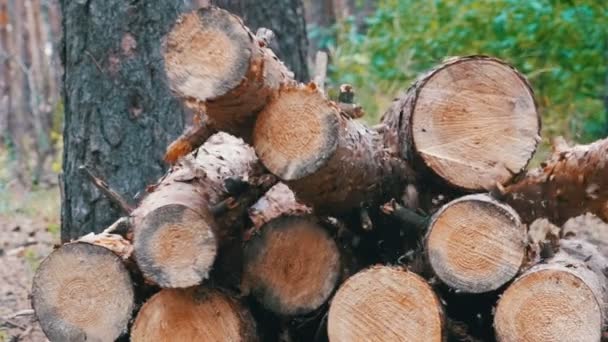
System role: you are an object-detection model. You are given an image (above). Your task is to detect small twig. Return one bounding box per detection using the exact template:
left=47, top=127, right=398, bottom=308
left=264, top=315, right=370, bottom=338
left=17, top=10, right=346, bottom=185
left=0, top=316, right=27, bottom=330
left=381, top=199, right=428, bottom=231
left=360, top=207, right=373, bottom=231
left=337, top=84, right=365, bottom=119
left=85, top=50, right=104, bottom=74
left=313, top=51, right=328, bottom=91
left=79, top=165, right=133, bottom=215
left=103, top=216, right=132, bottom=237
left=4, top=309, right=34, bottom=320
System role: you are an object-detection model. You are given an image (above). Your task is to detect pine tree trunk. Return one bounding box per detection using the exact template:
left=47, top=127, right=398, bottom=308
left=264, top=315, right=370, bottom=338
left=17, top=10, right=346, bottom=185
left=211, top=0, right=309, bottom=81
left=60, top=0, right=195, bottom=241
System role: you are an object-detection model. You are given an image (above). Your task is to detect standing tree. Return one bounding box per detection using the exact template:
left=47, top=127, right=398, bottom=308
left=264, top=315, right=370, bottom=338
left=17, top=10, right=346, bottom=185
left=212, top=0, right=309, bottom=81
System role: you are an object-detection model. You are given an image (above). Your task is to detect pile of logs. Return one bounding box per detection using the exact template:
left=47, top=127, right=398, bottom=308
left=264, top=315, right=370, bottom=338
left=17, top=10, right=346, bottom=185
left=31, top=6, right=608, bottom=342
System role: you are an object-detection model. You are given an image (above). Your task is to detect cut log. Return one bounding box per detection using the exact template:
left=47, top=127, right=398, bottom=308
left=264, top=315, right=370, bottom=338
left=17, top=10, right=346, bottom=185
left=381, top=55, right=540, bottom=191
left=253, top=83, right=413, bottom=213
left=131, top=287, right=258, bottom=342
left=241, top=215, right=341, bottom=316
left=494, top=239, right=607, bottom=342
left=163, top=6, right=293, bottom=143
left=502, top=137, right=608, bottom=225
left=247, top=182, right=311, bottom=230
left=32, top=242, right=134, bottom=342
left=132, top=132, right=269, bottom=288
left=327, top=266, right=444, bottom=341
left=426, top=194, right=526, bottom=293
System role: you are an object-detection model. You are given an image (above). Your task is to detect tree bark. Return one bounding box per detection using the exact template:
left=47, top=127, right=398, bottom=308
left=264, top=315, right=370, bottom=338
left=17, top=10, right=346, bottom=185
left=60, top=0, right=196, bottom=241
left=502, top=137, right=608, bottom=225
left=425, top=194, right=526, bottom=293
left=131, top=287, right=258, bottom=342
left=494, top=238, right=607, bottom=342
left=381, top=55, right=540, bottom=192
left=31, top=242, right=135, bottom=342
left=328, top=266, right=445, bottom=342
left=211, top=0, right=308, bottom=82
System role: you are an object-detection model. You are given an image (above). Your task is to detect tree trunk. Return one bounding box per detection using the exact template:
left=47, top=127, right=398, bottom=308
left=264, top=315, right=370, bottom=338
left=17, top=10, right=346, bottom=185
left=494, top=238, right=607, bottom=342
left=328, top=266, right=445, bottom=342
left=32, top=242, right=135, bottom=342
left=60, top=0, right=196, bottom=241
left=0, top=0, right=9, bottom=142
left=425, top=194, right=526, bottom=293
left=502, top=137, right=608, bottom=225
left=131, top=287, right=258, bottom=342
left=211, top=0, right=309, bottom=82
left=381, top=55, right=540, bottom=192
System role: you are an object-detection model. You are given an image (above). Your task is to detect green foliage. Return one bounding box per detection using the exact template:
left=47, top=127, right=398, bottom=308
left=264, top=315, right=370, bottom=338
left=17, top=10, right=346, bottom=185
left=327, top=0, right=608, bottom=143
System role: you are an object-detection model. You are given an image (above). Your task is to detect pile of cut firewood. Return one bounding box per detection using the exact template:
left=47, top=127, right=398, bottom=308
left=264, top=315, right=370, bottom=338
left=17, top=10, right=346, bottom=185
left=31, top=6, right=608, bottom=342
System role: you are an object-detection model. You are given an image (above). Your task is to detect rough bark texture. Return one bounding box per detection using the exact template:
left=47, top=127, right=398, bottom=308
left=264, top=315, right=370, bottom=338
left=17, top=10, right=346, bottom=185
left=381, top=55, right=540, bottom=192
left=211, top=0, right=308, bottom=82
left=60, top=0, right=196, bottom=241
left=131, top=133, right=271, bottom=288
left=247, top=182, right=311, bottom=230
left=425, top=194, right=526, bottom=293
left=131, top=287, right=258, bottom=342
left=502, top=137, right=608, bottom=225
left=254, top=84, right=413, bottom=214
left=494, top=238, right=607, bottom=342
left=327, top=266, right=445, bottom=342
left=32, top=242, right=135, bottom=342
left=241, top=215, right=341, bottom=316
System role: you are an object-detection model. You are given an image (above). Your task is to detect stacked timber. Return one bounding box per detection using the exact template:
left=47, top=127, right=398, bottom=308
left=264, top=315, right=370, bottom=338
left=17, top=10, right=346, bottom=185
left=31, top=6, right=608, bottom=342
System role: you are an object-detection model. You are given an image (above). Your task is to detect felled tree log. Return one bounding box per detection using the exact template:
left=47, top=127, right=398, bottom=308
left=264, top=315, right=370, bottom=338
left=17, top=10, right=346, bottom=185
left=381, top=55, right=540, bottom=192
left=502, top=137, right=608, bottom=225
left=131, top=132, right=272, bottom=288
left=425, top=194, right=526, bottom=293
left=494, top=239, right=607, bottom=342
left=163, top=6, right=293, bottom=144
left=327, top=266, right=445, bottom=341
left=131, top=287, right=258, bottom=342
left=254, top=83, right=413, bottom=213
left=241, top=215, right=341, bottom=316
left=32, top=242, right=134, bottom=342
left=247, top=182, right=311, bottom=231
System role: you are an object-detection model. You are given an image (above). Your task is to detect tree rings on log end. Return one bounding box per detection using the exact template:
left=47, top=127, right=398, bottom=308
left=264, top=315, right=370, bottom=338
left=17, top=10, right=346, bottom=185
left=412, top=56, right=539, bottom=191
left=242, top=215, right=340, bottom=316
left=163, top=7, right=252, bottom=102
left=131, top=288, right=258, bottom=342
left=254, top=85, right=339, bottom=181
left=426, top=194, right=526, bottom=293
left=133, top=204, right=217, bottom=288
left=328, top=266, right=444, bottom=342
left=32, top=243, right=134, bottom=342
left=494, top=268, right=602, bottom=342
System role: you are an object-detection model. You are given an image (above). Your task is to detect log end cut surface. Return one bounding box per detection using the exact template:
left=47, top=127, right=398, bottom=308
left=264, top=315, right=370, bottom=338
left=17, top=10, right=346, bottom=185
left=242, top=215, right=340, bottom=316
left=412, top=56, right=539, bottom=190
left=131, top=288, right=257, bottom=342
left=163, top=7, right=252, bottom=101
left=254, top=85, right=339, bottom=180
left=32, top=243, right=134, bottom=342
left=494, top=269, right=602, bottom=342
left=134, top=204, right=217, bottom=288
left=328, top=266, right=444, bottom=342
left=427, top=194, right=526, bottom=293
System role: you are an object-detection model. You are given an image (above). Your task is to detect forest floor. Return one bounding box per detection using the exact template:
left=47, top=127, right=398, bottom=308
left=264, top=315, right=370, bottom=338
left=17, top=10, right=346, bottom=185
left=0, top=183, right=58, bottom=342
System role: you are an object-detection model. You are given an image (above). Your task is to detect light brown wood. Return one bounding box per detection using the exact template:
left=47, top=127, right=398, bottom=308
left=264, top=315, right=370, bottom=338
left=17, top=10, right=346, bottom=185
left=131, top=287, right=258, bottom=342
left=327, top=266, right=444, bottom=342
left=382, top=56, right=540, bottom=191
left=254, top=83, right=412, bottom=213
left=242, top=215, right=341, bottom=316
left=426, top=194, right=526, bottom=293
left=494, top=239, right=607, bottom=342
left=31, top=243, right=134, bottom=342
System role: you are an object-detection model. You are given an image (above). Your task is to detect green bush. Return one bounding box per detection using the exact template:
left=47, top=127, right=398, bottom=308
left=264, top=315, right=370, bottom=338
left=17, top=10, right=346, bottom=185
left=327, top=0, right=607, bottom=143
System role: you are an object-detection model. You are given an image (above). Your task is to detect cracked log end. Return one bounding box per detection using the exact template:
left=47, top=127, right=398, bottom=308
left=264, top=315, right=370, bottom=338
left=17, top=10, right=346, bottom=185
left=242, top=215, right=340, bottom=316
left=163, top=7, right=252, bottom=102
left=32, top=243, right=134, bottom=342
left=495, top=269, right=602, bottom=342
left=131, top=288, right=257, bottom=342
left=328, top=266, right=444, bottom=342
left=411, top=56, right=539, bottom=190
left=133, top=204, right=217, bottom=288
left=253, top=84, right=339, bottom=181
left=426, top=194, right=526, bottom=293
